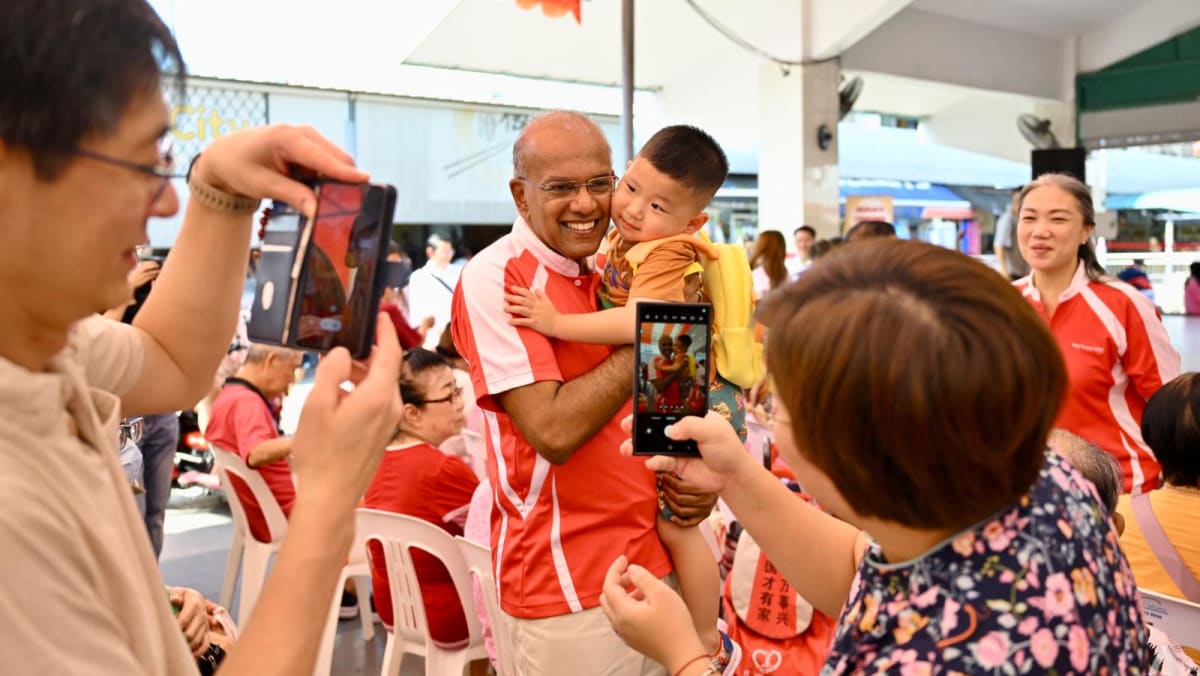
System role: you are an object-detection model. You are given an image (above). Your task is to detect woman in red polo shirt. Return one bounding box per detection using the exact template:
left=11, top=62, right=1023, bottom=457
left=362, top=349, right=483, bottom=672
left=1013, top=173, right=1180, bottom=495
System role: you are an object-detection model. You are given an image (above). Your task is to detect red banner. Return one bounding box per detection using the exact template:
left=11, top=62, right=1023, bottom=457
left=515, top=0, right=581, bottom=23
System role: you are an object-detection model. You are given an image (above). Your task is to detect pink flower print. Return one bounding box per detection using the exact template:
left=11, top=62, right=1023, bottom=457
left=1017, top=616, right=1038, bottom=636
left=1049, top=465, right=1073, bottom=489
left=999, top=569, right=1015, bottom=584
left=912, top=587, right=939, bottom=609
left=941, top=598, right=961, bottom=635
left=974, top=631, right=1011, bottom=669
left=952, top=532, right=975, bottom=557
left=1030, top=627, right=1060, bottom=667
left=983, top=521, right=1014, bottom=551
left=1068, top=624, right=1089, bottom=671
left=1043, top=572, right=1076, bottom=619
left=1070, top=568, right=1098, bottom=606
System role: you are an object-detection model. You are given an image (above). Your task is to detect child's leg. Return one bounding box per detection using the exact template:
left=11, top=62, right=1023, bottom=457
left=657, top=515, right=721, bottom=655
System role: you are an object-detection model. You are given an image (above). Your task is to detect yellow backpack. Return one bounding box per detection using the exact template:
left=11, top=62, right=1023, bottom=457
left=625, top=231, right=764, bottom=389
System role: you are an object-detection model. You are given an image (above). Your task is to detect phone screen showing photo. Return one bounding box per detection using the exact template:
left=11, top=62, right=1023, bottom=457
left=632, top=301, right=712, bottom=456
left=293, top=181, right=394, bottom=358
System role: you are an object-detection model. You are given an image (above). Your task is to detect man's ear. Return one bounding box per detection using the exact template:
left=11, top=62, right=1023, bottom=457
left=684, top=212, right=709, bottom=235
left=510, top=179, right=532, bottom=224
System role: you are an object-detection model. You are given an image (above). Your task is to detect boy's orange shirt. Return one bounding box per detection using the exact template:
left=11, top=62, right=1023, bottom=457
left=598, top=229, right=710, bottom=307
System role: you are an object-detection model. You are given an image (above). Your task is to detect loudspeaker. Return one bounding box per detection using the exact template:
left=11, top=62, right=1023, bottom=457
left=1032, top=148, right=1086, bottom=183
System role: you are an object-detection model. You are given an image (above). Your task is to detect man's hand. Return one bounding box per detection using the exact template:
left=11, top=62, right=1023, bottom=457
left=657, top=472, right=717, bottom=527
left=191, top=124, right=369, bottom=215
left=504, top=286, right=561, bottom=338
left=289, top=315, right=404, bottom=511
left=168, top=586, right=211, bottom=658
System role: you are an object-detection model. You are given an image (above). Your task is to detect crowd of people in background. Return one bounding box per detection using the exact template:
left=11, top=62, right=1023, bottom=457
left=6, top=2, right=1200, bottom=675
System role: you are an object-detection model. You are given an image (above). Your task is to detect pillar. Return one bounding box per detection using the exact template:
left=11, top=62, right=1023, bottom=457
left=757, top=59, right=842, bottom=242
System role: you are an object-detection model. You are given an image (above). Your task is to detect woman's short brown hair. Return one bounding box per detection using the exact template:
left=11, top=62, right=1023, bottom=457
left=759, top=239, right=1066, bottom=529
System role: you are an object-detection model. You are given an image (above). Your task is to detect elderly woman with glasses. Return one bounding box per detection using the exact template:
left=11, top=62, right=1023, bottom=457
left=360, top=348, right=488, bottom=674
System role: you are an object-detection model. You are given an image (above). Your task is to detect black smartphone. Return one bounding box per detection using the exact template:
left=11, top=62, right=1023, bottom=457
left=248, top=180, right=397, bottom=360
left=632, top=301, right=712, bottom=456
left=292, top=180, right=397, bottom=359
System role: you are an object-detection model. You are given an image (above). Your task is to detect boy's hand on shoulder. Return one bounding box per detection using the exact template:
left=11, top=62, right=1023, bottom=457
left=505, top=286, right=560, bottom=337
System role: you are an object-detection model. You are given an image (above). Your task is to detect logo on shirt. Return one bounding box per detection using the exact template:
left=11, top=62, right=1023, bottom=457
left=1070, top=342, right=1105, bottom=355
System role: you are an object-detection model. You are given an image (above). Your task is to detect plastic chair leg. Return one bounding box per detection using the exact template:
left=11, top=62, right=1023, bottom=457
left=426, top=647, right=467, bottom=676
left=220, top=529, right=244, bottom=611
left=311, top=570, right=350, bottom=676
left=381, top=632, right=402, bottom=676
left=237, top=543, right=271, bottom=625
left=355, top=574, right=375, bottom=640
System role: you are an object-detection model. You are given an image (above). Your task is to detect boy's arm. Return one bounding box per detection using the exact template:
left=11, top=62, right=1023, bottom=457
left=505, top=287, right=638, bottom=345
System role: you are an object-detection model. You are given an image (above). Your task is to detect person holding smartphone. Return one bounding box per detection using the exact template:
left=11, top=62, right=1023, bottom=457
left=0, top=3, right=404, bottom=673
left=451, top=111, right=718, bottom=675
left=498, top=123, right=739, bottom=672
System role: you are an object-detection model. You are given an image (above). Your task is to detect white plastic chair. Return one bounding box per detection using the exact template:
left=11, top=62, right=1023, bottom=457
left=357, top=508, right=488, bottom=676
left=211, top=447, right=288, bottom=623
left=455, top=536, right=516, bottom=676
left=312, top=522, right=376, bottom=676
left=1140, top=587, right=1200, bottom=651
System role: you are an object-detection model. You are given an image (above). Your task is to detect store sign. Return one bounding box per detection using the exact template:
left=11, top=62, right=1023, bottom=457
left=844, top=195, right=895, bottom=232
left=170, top=104, right=255, bottom=141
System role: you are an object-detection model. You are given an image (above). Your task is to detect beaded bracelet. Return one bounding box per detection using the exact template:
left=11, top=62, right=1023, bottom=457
left=186, top=154, right=261, bottom=215
left=673, top=654, right=711, bottom=676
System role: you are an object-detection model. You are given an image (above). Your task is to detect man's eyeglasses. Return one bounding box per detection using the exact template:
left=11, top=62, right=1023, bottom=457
left=72, top=135, right=175, bottom=203
left=516, top=174, right=617, bottom=201
left=410, top=386, right=464, bottom=407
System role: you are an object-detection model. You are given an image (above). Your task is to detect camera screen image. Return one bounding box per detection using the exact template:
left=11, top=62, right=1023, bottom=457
left=636, top=313, right=709, bottom=417
left=294, top=182, right=386, bottom=354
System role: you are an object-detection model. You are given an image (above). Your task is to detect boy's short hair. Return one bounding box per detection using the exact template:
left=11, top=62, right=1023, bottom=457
left=794, top=225, right=817, bottom=237
left=677, top=334, right=693, bottom=349
left=1142, top=372, right=1200, bottom=487
left=759, top=239, right=1066, bottom=530
left=638, top=125, right=728, bottom=203
left=1048, top=430, right=1122, bottom=513
left=1, top=0, right=186, bottom=179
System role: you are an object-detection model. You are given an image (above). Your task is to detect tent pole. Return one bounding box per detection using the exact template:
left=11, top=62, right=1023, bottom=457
left=621, top=0, right=634, bottom=165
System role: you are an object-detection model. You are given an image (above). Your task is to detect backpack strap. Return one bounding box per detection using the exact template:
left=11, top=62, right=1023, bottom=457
left=1130, top=492, right=1200, bottom=602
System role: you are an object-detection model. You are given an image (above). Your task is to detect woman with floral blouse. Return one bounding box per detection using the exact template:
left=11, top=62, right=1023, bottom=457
left=601, top=239, right=1149, bottom=674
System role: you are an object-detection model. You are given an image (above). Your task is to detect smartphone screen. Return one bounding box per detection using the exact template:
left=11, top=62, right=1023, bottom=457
left=632, top=301, right=712, bottom=456
left=293, top=181, right=396, bottom=359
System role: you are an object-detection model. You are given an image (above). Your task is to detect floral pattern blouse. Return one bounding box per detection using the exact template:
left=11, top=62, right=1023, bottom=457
left=823, top=451, right=1150, bottom=674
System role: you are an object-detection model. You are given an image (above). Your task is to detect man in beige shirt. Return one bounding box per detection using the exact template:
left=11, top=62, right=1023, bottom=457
left=0, top=2, right=403, bottom=673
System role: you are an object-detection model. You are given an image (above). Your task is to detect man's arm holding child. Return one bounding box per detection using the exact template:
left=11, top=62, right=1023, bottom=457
left=496, top=347, right=634, bottom=465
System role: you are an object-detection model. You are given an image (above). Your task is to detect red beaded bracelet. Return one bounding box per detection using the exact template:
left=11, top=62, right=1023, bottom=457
left=673, top=654, right=710, bottom=676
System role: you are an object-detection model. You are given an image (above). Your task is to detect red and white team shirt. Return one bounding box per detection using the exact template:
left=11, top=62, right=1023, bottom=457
left=1016, top=265, right=1180, bottom=495
left=451, top=217, right=670, bottom=620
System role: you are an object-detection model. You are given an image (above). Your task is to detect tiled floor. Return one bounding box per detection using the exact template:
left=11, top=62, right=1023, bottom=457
left=161, top=315, right=1200, bottom=675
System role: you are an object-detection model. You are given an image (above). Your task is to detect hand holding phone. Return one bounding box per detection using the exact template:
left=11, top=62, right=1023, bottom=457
left=632, top=301, right=712, bottom=456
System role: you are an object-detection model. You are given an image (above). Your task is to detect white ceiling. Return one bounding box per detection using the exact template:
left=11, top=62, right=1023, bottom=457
left=910, top=0, right=1152, bottom=39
